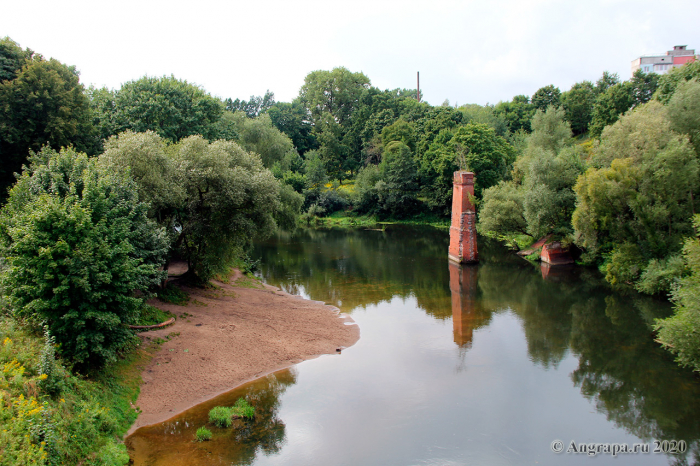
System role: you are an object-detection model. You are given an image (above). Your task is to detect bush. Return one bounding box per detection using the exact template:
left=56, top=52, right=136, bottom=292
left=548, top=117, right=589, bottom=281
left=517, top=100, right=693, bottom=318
left=655, top=215, right=700, bottom=372
left=209, top=406, right=233, bottom=428
left=195, top=426, right=212, bottom=442
left=0, top=147, right=169, bottom=369
left=231, top=398, right=255, bottom=419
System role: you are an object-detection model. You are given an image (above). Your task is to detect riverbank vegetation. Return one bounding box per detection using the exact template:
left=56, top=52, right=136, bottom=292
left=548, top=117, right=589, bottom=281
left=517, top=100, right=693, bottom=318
left=1, top=33, right=700, bottom=464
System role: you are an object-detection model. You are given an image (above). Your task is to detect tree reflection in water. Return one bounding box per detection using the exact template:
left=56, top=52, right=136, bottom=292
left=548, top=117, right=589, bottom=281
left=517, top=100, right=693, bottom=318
left=127, top=368, right=296, bottom=466
left=259, top=226, right=700, bottom=465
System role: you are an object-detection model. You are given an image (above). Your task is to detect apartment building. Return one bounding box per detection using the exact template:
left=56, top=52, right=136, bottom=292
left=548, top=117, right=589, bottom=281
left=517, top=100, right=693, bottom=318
left=631, top=45, right=698, bottom=75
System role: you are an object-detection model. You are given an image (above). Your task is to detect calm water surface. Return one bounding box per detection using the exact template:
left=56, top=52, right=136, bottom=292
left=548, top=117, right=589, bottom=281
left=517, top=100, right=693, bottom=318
left=127, top=226, right=700, bottom=465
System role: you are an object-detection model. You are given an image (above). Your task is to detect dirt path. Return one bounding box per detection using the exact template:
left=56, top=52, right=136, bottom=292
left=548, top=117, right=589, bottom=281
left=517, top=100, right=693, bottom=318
left=127, top=270, right=359, bottom=434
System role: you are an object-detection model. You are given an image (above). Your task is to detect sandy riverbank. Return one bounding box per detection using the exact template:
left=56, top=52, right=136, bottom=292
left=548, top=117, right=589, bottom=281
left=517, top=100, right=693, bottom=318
left=127, top=268, right=359, bottom=434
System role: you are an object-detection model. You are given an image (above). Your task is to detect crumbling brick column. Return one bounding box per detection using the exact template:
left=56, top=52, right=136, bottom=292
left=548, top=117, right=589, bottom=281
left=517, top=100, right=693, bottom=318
left=448, top=171, right=478, bottom=264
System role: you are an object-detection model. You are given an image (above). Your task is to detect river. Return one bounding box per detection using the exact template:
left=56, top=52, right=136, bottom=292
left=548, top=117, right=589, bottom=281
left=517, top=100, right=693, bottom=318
left=127, top=226, right=700, bottom=465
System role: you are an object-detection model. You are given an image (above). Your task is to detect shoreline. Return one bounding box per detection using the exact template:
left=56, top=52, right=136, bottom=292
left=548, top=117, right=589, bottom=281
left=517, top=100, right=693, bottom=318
left=126, top=270, right=359, bottom=435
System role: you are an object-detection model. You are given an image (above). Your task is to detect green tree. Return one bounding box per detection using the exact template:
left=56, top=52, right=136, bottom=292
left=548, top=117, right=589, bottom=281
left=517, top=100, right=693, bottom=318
left=102, top=75, right=223, bottom=143
left=654, top=60, right=700, bottom=104
left=629, top=69, right=659, bottom=107
left=655, top=215, right=700, bottom=372
left=561, top=81, right=595, bottom=135
left=493, top=96, right=536, bottom=133
left=381, top=118, right=416, bottom=152
left=0, top=37, right=33, bottom=82
left=573, top=101, right=699, bottom=285
left=299, top=67, right=370, bottom=127
left=479, top=106, right=582, bottom=241
left=589, top=82, right=633, bottom=138
left=230, top=112, right=297, bottom=168
left=225, top=90, right=275, bottom=118
left=0, top=147, right=168, bottom=368
left=267, top=99, right=317, bottom=154
left=595, top=71, right=620, bottom=95
left=449, top=123, right=516, bottom=197
left=666, top=79, right=700, bottom=155
left=376, top=141, right=420, bottom=217
left=531, top=84, right=561, bottom=112
left=0, top=56, right=95, bottom=197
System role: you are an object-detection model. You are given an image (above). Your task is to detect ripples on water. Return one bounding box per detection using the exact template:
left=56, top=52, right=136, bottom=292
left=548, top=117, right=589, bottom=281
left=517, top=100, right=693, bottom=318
left=127, top=226, right=700, bottom=466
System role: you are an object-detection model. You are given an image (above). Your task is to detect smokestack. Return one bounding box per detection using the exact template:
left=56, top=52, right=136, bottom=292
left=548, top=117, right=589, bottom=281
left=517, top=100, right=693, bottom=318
left=417, top=71, right=420, bottom=102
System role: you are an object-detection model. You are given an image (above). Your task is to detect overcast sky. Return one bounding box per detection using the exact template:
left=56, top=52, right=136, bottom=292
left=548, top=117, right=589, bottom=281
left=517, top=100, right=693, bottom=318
left=2, top=0, right=699, bottom=106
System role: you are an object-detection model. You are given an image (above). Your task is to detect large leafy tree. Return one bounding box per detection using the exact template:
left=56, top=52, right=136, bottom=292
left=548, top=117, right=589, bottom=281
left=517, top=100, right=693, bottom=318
left=101, top=132, right=287, bottom=281
left=479, top=107, right=582, bottom=242
left=0, top=37, right=33, bottom=82
left=588, top=82, right=633, bottom=138
left=493, top=95, right=536, bottom=133
left=0, top=147, right=168, bottom=368
left=573, top=101, right=699, bottom=286
left=93, top=75, right=224, bottom=144
left=298, top=67, right=370, bottom=179
left=531, top=84, right=561, bottom=112
left=267, top=99, right=317, bottom=155
left=654, top=60, right=700, bottom=104
left=655, top=215, right=700, bottom=372
left=561, top=81, right=595, bottom=135
left=0, top=55, right=94, bottom=197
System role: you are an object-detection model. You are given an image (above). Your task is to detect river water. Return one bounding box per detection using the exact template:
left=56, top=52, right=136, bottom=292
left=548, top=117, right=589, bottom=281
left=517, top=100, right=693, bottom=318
left=127, top=226, right=700, bottom=465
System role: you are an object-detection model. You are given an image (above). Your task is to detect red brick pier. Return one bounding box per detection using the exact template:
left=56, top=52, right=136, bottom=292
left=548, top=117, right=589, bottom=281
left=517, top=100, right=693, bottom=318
left=448, top=171, right=478, bottom=264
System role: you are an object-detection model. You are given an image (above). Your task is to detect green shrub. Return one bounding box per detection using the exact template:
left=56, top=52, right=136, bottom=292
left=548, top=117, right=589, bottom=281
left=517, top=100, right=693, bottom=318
left=231, top=398, right=255, bottom=419
left=209, top=406, right=233, bottom=427
left=0, top=147, right=169, bottom=369
left=195, top=426, right=212, bottom=442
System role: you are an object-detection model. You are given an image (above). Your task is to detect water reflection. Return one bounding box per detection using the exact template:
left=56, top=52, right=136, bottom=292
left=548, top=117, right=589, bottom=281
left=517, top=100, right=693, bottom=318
left=449, top=262, right=490, bottom=349
left=128, top=226, right=700, bottom=465
left=127, top=369, right=296, bottom=466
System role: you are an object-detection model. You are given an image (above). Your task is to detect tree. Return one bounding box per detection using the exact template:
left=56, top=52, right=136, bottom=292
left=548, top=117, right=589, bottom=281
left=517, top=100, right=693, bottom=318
left=225, top=90, right=275, bottom=118
left=588, top=82, right=633, bottom=138
left=654, top=60, right=700, bottom=104
left=449, top=123, right=516, bottom=197
left=561, top=81, right=595, bottom=135
left=230, top=112, right=297, bottom=168
left=595, top=71, right=620, bottom=95
left=299, top=67, right=370, bottom=127
left=667, top=79, right=700, bottom=155
left=493, top=96, right=536, bottom=133
left=0, top=147, right=169, bottom=368
left=0, top=56, right=95, bottom=197
left=0, top=37, right=33, bottom=82
left=101, top=75, right=224, bottom=143
left=655, top=215, right=700, bottom=372
left=629, top=69, right=659, bottom=107
left=376, top=141, right=420, bottom=217
left=531, top=84, right=561, bottom=112
left=168, top=136, right=282, bottom=280
left=267, top=99, right=317, bottom=154
left=381, top=118, right=416, bottom=152
left=479, top=106, right=582, bottom=241
left=573, top=101, right=699, bottom=285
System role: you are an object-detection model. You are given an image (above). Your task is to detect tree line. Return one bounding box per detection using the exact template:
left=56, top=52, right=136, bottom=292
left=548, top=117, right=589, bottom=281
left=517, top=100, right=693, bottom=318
left=2, top=34, right=700, bottom=374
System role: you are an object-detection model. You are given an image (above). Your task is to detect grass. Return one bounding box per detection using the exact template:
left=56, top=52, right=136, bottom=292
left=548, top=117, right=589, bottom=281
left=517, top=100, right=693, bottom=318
left=208, top=398, right=255, bottom=428
left=156, top=282, right=190, bottom=305
left=195, top=426, right=212, bottom=442
left=134, top=304, right=174, bottom=327
left=309, top=211, right=451, bottom=230
left=0, top=316, right=163, bottom=466
left=208, top=406, right=233, bottom=427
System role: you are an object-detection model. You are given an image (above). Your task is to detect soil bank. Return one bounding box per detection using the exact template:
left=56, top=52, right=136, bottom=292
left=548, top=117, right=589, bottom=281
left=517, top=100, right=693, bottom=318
left=127, top=269, right=359, bottom=434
